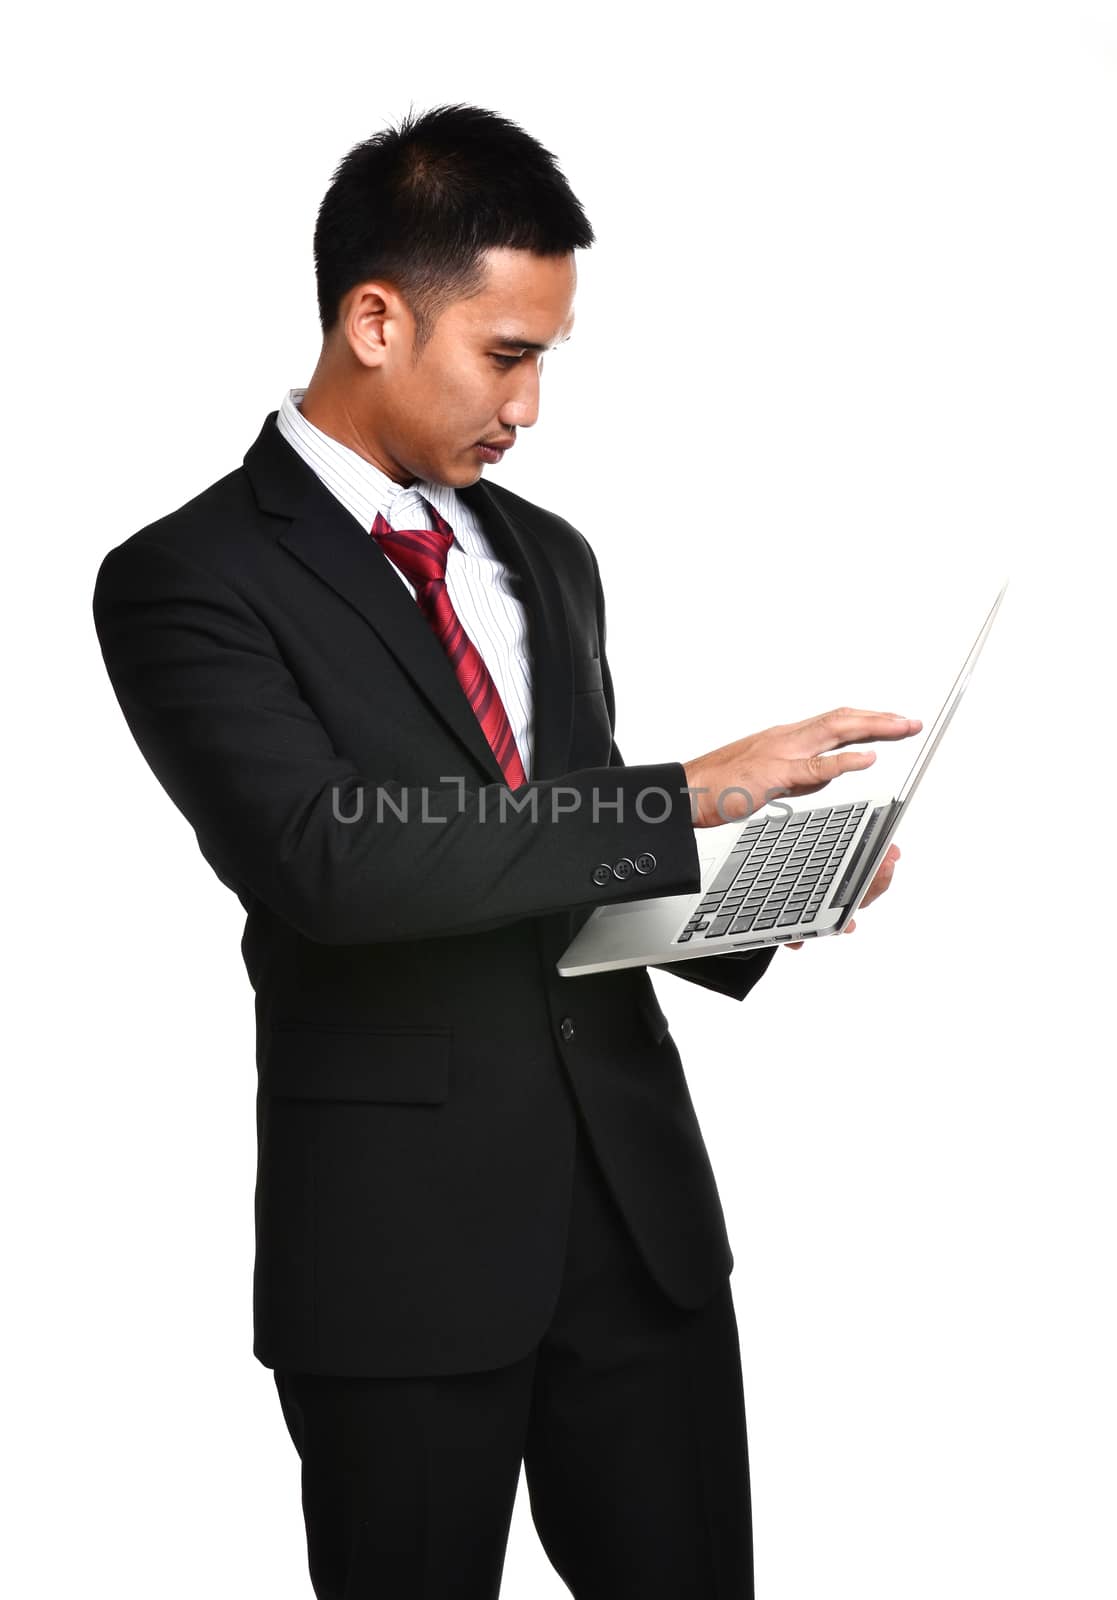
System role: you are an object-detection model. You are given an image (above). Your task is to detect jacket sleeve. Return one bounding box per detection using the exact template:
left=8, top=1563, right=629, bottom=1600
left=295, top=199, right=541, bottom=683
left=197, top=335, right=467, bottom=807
left=582, top=538, right=777, bottom=1004
left=92, top=534, right=706, bottom=946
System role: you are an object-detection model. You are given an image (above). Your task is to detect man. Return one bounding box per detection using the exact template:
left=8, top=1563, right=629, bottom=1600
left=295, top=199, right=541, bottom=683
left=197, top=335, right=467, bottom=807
left=92, top=104, right=917, bottom=1599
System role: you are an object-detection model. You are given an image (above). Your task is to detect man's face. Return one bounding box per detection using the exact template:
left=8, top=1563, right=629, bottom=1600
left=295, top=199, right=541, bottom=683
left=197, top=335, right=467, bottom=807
left=349, top=246, right=577, bottom=487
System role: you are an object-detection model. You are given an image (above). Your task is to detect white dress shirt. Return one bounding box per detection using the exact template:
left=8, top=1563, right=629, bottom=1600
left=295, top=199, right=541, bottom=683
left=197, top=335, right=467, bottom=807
left=276, top=387, right=535, bottom=780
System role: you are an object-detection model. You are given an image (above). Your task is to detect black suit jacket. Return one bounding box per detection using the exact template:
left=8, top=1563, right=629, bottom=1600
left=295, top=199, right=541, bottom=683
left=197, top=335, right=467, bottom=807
left=92, top=411, right=776, bottom=1377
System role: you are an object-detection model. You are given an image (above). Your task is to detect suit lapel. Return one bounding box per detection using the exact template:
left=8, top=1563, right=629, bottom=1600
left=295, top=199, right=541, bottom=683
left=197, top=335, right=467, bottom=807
left=243, top=412, right=574, bottom=784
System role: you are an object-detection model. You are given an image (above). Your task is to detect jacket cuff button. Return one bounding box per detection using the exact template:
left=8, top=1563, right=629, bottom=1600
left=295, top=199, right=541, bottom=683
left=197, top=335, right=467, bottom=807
left=634, top=852, right=657, bottom=874
left=591, top=863, right=612, bottom=886
left=612, top=857, right=635, bottom=881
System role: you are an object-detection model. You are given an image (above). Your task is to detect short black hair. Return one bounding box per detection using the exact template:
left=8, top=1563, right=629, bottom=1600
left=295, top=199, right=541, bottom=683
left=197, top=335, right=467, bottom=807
left=313, top=103, right=595, bottom=351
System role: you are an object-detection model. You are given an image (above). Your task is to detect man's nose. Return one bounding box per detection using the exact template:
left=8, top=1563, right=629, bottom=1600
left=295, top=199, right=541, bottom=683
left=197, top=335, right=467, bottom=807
left=499, top=364, right=541, bottom=430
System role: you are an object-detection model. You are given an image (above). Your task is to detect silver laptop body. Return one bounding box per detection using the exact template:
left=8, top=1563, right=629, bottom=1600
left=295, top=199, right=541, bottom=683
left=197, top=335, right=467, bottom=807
left=557, top=582, right=1007, bottom=978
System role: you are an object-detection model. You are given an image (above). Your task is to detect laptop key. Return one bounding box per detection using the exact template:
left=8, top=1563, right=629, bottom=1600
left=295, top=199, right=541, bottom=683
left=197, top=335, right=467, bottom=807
left=707, top=859, right=743, bottom=896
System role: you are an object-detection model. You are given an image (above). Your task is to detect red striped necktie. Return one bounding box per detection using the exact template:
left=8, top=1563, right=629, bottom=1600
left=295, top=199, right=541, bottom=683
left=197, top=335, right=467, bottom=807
left=370, top=503, right=528, bottom=789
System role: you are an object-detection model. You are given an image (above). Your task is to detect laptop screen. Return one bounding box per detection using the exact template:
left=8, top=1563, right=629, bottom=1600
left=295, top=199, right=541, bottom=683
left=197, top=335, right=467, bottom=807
left=894, top=580, right=1008, bottom=811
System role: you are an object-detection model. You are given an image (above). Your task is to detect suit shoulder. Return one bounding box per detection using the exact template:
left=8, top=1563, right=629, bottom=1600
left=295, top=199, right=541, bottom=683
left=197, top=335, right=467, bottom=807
left=93, top=465, right=260, bottom=592
left=482, top=481, right=596, bottom=571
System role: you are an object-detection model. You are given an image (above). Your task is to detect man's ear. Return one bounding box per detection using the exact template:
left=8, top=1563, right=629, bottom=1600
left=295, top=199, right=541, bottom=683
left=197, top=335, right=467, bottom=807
left=345, top=282, right=403, bottom=371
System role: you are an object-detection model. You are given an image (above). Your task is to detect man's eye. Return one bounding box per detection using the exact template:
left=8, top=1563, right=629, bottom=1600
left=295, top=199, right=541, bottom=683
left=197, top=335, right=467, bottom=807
left=491, top=354, right=521, bottom=369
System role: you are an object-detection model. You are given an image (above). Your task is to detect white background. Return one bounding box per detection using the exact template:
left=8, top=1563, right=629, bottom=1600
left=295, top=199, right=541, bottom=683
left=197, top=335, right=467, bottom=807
left=5, top=1, right=1115, bottom=1594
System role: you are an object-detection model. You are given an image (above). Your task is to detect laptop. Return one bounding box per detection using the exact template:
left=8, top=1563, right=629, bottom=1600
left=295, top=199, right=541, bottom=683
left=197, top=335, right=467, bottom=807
left=557, top=581, right=1007, bottom=977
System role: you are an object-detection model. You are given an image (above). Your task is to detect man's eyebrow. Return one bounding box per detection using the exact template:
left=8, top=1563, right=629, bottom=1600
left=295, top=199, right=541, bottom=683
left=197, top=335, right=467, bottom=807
left=490, top=332, right=573, bottom=352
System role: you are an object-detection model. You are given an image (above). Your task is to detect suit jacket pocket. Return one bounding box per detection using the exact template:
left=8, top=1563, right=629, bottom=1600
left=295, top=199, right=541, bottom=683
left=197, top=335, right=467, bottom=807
left=264, top=1022, right=451, bottom=1104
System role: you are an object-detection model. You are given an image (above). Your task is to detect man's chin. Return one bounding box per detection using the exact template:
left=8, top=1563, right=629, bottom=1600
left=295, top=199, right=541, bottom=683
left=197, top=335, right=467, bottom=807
left=420, top=458, right=484, bottom=489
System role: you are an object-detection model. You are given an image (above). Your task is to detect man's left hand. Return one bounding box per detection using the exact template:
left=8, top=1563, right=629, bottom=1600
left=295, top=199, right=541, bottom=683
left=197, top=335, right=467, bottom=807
left=785, top=843, right=901, bottom=951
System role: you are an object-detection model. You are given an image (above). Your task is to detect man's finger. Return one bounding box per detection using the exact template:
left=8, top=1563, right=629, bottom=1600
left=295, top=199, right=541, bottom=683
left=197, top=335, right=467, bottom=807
left=862, top=849, right=901, bottom=906
left=790, top=709, right=923, bottom=754
left=795, top=748, right=878, bottom=786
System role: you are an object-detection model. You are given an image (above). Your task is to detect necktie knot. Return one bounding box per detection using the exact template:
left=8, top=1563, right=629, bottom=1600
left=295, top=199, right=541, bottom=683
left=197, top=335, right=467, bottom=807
left=370, top=504, right=454, bottom=591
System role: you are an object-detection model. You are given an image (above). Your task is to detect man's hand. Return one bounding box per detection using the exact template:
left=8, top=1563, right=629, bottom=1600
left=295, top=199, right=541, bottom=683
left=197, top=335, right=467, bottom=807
left=682, top=708, right=922, bottom=830
left=785, top=843, right=901, bottom=951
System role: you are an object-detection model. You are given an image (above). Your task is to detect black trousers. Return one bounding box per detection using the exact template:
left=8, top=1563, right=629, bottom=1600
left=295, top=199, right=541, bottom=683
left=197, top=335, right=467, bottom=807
left=273, top=1110, right=754, bottom=1599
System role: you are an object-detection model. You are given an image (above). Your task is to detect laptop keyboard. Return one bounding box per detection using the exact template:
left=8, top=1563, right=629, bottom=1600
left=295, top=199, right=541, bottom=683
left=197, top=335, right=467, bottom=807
left=674, top=801, right=870, bottom=942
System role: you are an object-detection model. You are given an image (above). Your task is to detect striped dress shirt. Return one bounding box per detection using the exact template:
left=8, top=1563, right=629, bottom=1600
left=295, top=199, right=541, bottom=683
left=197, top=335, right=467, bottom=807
left=276, top=387, right=535, bottom=780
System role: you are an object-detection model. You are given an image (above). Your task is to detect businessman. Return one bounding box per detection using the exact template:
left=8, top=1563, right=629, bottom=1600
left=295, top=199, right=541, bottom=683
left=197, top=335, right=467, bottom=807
left=92, top=104, right=918, bottom=1599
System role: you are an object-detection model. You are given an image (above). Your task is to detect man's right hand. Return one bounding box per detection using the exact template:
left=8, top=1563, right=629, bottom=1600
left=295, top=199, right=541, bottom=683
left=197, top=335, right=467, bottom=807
left=682, top=707, right=923, bottom=829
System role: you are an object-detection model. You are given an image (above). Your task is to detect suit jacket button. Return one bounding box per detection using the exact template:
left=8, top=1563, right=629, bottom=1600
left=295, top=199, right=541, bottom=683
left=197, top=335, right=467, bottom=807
left=634, top=852, right=657, bottom=874
left=591, top=863, right=612, bottom=886
left=560, top=1017, right=575, bottom=1041
left=612, top=857, right=635, bottom=880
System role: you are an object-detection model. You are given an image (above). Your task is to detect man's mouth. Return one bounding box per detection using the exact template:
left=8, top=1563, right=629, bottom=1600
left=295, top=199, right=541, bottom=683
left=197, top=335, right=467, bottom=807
left=475, top=438, right=515, bottom=463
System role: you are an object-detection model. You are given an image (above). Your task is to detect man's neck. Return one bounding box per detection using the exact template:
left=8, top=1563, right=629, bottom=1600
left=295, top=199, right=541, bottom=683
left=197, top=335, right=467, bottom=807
left=297, top=380, right=416, bottom=487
